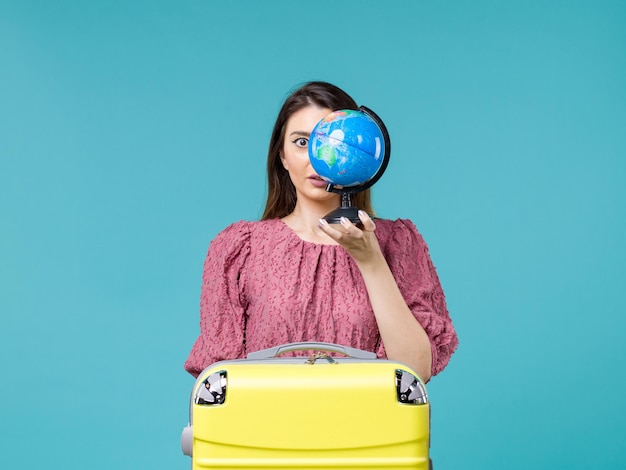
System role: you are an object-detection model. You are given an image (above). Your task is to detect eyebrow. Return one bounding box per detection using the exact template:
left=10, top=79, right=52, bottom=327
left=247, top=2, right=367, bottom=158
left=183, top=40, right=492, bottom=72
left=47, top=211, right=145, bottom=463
left=289, top=131, right=310, bottom=138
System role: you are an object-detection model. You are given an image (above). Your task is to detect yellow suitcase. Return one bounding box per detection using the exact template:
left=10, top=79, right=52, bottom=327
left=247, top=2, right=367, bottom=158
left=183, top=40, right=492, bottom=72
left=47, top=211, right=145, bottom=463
left=181, top=342, right=431, bottom=469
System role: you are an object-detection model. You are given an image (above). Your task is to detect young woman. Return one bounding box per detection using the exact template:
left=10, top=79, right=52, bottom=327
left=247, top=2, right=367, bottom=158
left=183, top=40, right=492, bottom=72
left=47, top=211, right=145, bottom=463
left=184, top=81, right=457, bottom=382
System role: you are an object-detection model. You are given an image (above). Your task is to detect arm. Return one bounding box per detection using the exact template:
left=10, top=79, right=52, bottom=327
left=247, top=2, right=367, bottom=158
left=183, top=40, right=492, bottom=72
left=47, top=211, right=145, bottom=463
left=184, top=222, right=251, bottom=377
left=318, top=211, right=448, bottom=382
left=356, top=247, right=434, bottom=381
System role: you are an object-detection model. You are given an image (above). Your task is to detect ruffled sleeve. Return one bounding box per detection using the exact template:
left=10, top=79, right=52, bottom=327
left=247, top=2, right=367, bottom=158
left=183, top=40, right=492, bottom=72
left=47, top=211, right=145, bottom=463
left=184, top=222, right=251, bottom=377
left=382, top=219, right=458, bottom=377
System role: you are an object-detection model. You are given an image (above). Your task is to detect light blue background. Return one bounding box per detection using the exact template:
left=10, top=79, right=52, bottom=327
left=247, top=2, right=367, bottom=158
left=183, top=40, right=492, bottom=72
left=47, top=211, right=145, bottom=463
left=1, top=1, right=625, bottom=468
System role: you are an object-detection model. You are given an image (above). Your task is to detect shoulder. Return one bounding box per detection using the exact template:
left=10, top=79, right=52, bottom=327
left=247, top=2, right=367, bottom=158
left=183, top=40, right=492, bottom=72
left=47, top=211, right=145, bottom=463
left=210, top=220, right=251, bottom=248
left=375, top=217, right=420, bottom=232
left=209, top=219, right=284, bottom=252
left=375, top=218, right=426, bottom=248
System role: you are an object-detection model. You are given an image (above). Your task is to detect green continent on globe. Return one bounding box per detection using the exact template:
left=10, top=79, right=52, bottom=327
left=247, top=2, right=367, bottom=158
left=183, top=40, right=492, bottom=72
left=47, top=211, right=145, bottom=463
left=316, top=145, right=336, bottom=168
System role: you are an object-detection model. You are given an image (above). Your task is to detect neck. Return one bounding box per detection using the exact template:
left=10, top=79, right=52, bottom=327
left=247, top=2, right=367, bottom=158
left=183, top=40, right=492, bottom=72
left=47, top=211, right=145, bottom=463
left=281, top=198, right=340, bottom=244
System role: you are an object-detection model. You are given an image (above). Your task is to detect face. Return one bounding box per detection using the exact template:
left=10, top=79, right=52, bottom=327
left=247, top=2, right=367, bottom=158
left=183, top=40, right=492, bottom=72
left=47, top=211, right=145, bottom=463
left=280, top=105, right=339, bottom=206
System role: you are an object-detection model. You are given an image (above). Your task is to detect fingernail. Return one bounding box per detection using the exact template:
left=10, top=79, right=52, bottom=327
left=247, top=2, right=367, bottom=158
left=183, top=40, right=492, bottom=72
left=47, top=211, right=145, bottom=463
left=358, top=210, right=367, bottom=217
left=340, top=217, right=349, bottom=225
left=318, top=218, right=328, bottom=227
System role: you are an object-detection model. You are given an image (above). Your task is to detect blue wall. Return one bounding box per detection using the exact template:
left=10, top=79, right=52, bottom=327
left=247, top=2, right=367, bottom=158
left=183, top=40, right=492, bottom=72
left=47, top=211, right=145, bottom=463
left=1, top=1, right=624, bottom=468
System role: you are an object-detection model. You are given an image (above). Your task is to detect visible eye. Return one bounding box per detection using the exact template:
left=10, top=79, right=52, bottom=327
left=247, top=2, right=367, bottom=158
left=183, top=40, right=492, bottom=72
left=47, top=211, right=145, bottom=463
left=293, top=137, right=308, bottom=148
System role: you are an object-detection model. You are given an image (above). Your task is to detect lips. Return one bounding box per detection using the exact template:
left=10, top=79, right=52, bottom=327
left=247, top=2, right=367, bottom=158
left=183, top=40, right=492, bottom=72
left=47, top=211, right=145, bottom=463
left=308, top=175, right=328, bottom=188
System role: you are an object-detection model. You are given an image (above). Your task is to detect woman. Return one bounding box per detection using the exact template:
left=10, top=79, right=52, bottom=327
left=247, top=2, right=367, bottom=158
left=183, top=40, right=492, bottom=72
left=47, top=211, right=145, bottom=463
left=184, top=81, right=457, bottom=382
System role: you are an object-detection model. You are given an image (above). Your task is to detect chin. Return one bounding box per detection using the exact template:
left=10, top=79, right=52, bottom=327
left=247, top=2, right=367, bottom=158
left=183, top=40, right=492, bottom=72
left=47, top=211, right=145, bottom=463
left=299, top=190, right=339, bottom=204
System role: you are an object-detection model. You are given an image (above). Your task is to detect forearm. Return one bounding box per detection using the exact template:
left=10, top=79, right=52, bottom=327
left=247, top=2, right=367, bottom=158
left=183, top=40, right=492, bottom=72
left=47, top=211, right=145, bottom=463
left=356, top=253, right=433, bottom=382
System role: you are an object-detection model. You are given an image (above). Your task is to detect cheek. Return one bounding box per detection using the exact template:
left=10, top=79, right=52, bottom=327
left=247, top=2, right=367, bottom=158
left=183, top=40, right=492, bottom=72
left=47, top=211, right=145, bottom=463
left=281, top=145, right=310, bottom=173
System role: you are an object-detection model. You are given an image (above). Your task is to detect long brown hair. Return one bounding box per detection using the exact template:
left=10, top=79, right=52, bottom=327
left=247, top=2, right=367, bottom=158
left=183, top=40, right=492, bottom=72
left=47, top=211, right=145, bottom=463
left=261, top=81, right=374, bottom=220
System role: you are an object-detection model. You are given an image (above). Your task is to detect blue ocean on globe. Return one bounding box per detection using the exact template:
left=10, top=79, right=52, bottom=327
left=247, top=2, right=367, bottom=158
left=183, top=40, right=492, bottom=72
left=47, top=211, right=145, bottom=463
left=308, top=109, right=385, bottom=187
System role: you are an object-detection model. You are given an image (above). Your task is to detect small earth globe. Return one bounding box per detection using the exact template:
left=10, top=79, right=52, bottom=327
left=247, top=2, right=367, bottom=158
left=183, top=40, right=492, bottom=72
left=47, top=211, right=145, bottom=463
left=308, top=109, right=386, bottom=188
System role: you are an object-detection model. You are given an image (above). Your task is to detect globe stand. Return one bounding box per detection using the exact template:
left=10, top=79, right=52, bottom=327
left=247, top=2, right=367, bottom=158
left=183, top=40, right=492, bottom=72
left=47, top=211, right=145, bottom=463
left=322, top=192, right=361, bottom=225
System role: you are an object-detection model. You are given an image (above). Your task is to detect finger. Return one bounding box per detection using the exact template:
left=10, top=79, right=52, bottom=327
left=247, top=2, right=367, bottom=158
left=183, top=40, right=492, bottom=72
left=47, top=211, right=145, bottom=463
left=318, top=218, right=343, bottom=236
left=358, top=210, right=376, bottom=232
left=339, top=216, right=356, bottom=233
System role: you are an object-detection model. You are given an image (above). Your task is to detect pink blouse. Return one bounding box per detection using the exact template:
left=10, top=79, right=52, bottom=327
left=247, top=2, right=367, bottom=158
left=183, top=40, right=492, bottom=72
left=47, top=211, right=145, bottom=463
left=184, top=218, right=458, bottom=378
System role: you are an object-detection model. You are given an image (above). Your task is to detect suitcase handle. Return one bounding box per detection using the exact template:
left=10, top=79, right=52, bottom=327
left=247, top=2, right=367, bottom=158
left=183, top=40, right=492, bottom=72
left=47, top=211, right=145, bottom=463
left=246, top=342, right=377, bottom=360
